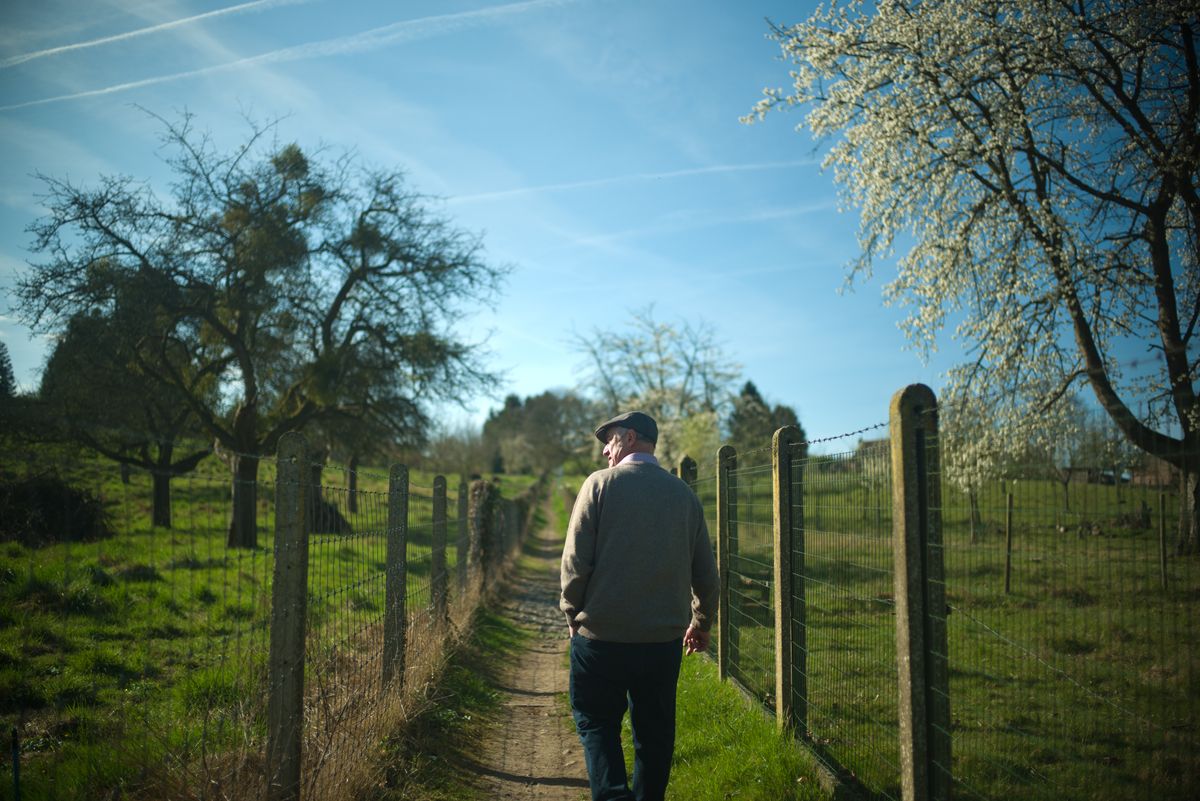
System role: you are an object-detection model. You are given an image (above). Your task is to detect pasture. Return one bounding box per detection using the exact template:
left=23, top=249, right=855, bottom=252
left=697, top=445, right=1199, bottom=801
left=0, top=448, right=536, bottom=800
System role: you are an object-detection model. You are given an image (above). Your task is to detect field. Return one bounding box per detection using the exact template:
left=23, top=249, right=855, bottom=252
left=693, top=445, right=1199, bottom=801
left=0, top=447, right=536, bottom=800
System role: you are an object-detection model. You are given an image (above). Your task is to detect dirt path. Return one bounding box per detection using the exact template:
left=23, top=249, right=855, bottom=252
left=468, top=520, right=590, bottom=800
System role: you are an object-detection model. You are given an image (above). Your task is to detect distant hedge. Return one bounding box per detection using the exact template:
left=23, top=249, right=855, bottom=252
left=0, top=473, right=113, bottom=547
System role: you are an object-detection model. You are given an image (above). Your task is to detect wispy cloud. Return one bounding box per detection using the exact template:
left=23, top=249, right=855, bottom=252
left=570, top=198, right=836, bottom=247
left=447, top=159, right=819, bottom=204
left=0, top=0, right=583, bottom=112
left=1, top=0, right=315, bottom=69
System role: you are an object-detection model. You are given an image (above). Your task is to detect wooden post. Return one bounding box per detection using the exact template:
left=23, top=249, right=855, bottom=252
left=1004, top=492, right=1014, bottom=594
left=432, top=476, right=448, bottom=624
left=772, top=426, right=803, bottom=733
left=716, top=444, right=737, bottom=682
left=266, top=432, right=308, bottom=801
left=383, top=464, right=409, bottom=687
left=1159, top=493, right=1168, bottom=590
left=890, top=384, right=951, bottom=801
left=457, top=480, right=469, bottom=592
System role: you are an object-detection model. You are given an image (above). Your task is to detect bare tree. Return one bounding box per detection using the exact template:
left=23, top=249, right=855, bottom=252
left=572, top=306, right=741, bottom=466
left=17, top=113, right=503, bottom=547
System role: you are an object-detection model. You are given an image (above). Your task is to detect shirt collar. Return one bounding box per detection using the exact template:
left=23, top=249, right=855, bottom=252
left=618, top=452, right=659, bottom=467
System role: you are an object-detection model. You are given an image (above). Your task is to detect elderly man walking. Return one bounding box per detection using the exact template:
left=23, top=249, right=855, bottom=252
left=560, top=411, right=720, bottom=801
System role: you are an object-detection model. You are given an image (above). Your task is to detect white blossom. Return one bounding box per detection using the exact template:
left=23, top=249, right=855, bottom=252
left=748, top=0, right=1200, bottom=548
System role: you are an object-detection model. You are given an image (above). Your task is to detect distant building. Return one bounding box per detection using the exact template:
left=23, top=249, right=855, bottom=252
left=1129, top=454, right=1178, bottom=488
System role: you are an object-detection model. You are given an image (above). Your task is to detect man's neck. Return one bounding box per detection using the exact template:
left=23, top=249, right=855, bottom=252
left=618, top=451, right=659, bottom=466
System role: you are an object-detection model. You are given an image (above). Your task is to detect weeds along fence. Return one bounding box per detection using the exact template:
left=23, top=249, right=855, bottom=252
left=686, top=385, right=1198, bottom=801
left=0, top=430, right=543, bottom=801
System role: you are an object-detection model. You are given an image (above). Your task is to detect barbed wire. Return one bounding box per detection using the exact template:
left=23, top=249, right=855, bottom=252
left=714, top=422, right=892, bottom=465
left=796, top=420, right=889, bottom=448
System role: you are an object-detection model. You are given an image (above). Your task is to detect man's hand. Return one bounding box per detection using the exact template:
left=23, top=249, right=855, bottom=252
left=683, top=624, right=710, bottom=655
left=567, top=620, right=580, bottom=639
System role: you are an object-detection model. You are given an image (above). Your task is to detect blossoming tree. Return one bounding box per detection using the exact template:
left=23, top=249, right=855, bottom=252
left=747, top=0, right=1200, bottom=552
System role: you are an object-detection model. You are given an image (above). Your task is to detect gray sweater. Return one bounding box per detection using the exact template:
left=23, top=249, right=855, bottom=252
left=560, top=461, right=720, bottom=643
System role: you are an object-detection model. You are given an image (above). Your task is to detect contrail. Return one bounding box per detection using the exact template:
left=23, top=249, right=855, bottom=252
left=0, top=0, right=581, bottom=111
left=570, top=199, right=836, bottom=247
left=447, top=160, right=821, bottom=204
left=1, top=0, right=314, bottom=70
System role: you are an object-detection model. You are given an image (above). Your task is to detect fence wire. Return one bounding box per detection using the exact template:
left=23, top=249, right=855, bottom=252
left=688, top=408, right=1197, bottom=801
left=302, top=463, right=390, bottom=799
left=932, top=427, right=1200, bottom=801
left=797, top=440, right=901, bottom=799
left=0, top=452, right=278, bottom=800
left=0, top=445, right=531, bottom=801
left=725, top=455, right=776, bottom=704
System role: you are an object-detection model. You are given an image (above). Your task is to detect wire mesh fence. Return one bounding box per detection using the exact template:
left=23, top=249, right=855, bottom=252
left=932, top=425, right=1200, bottom=801
left=0, top=450, right=279, bottom=800
left=301, top=461, right=390, bottom=799
left=686, top=402, right=1198, bottom=801
left=799, top=440, right=901, bottom=799
left=725, top=451, right=776, bottom=704
left=0, top=438, right=538, bottom=801
left=406, top=479, right=435, bottom=623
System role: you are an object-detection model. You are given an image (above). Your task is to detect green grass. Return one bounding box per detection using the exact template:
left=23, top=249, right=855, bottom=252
left=697, top=455, right=1200, bottom=801
left=669, top=654, right=827, bottom=801
left=370, top=609, right=528, bottom=801
left=0, top=448, right=530, bottom=800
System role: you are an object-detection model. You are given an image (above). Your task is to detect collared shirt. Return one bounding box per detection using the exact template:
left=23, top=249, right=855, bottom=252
left=618, top=452, right=659, bottom=467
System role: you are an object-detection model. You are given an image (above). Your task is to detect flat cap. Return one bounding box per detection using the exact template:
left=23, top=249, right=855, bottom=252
left=594, top=410, right=658, bottom=444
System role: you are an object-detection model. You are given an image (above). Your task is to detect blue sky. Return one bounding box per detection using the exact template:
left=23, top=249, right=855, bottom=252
left=0, top=0, right=961, bottom=448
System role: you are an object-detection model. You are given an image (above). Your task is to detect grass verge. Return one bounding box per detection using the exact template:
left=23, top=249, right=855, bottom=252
left=667, top=654, right=828, bottom=801
left=367, top=608, right=528, bottom=801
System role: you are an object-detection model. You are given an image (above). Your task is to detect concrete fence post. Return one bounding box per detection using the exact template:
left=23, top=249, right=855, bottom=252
left=890, top=384, right=951, bottom=801
left=679, top=455, right=697, bottom=488
left=457, top=480, right=469, bottom=592
left=432, top=475, right=449, bottom=624
left=716, top=444, right=737, bottom=682
left=469, top=480, right=491, bottom=592
left=266, top=432, right=308, bottom=801
left=383, top=464, right=409, bottom=687
left=772, top=425, right=804, bottom=733
left=347, top=454, right=359, bottom=514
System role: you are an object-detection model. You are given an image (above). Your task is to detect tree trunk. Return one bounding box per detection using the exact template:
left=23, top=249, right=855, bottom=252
left=227, top=452, right=260, bottom=548
left=152, top=471, right=172, bottom=528
left=306, top=454, right=325, bottom=533
left=1178, top=469, right=1200, bottom=555
left=347, top=454, right=359, bottom=514
left=151, top=443, right=174, bottom=529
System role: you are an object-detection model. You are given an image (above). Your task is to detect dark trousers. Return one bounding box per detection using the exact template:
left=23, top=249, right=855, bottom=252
left=569, top=634, right=684, bottom=801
